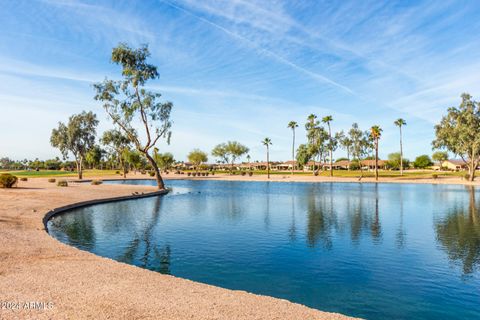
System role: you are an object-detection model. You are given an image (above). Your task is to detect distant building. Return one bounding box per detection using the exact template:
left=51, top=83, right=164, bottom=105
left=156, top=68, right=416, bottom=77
left=432, top=159, right=468, bottom=171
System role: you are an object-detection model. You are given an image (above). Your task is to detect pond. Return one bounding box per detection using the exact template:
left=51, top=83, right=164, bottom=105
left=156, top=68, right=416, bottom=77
left=47, top=180, right=480, bottom=319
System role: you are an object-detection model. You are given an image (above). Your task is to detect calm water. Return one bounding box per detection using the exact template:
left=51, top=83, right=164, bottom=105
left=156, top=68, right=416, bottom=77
left=47, top=180, right=480, bottom=319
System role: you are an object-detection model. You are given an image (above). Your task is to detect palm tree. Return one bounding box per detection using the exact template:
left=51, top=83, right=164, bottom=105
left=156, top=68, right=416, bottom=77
left=262, top=138, right=272, bottom=179
left=394, top=118, right=407, bottom=176
left=287, top=121, right=298, bottom=175
left=306, top=114, right=318, bottom=174
left=246, top=154, right=251, bottom=171
left=322, top=115, right=333, bottom=176
left=370, top=125, right=383, bottom=181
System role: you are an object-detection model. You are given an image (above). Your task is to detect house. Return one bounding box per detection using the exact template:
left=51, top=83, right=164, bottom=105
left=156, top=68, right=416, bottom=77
left=360, top=160, right=387, bottom=170
left=323, top=160, right=351, bottom=170
left=272, top=160, right=297, bottom=171
left=432, top=159, right=468, bottom=171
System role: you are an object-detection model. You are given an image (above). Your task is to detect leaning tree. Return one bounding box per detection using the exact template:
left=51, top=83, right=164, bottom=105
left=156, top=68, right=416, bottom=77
left=94, top=43, right=173, bottom=189
left=50, top=111, right=98, bottom=179
left=433, top=93, right=480, bottom=181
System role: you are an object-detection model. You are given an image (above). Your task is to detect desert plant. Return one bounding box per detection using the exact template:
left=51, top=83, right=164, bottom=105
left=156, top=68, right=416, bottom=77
left=0, top=174, right=18, bottom=188
left=57, top=180, right=68, bottom=187
left=91, top=180, right=103, bottom=185
left=48, top=178, right=56, bottom=183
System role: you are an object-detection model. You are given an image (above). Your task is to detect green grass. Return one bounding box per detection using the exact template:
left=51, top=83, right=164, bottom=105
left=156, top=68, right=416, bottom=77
left=0, top=169, right=119, bottom=178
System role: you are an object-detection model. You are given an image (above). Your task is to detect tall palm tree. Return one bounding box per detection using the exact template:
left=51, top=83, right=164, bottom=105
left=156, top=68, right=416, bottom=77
left=262, top=137, right=272, bottom=179
left=306, top=114, right=318, bottom=174
left=370, top=125, right=382, bottom=181
left=246, top=154, right=251, bottom=171
left=394, top=118, right=407, bottom=176
left=287, top=121, right=298, bottom=175
left=322, top=115, right=333, bottom=176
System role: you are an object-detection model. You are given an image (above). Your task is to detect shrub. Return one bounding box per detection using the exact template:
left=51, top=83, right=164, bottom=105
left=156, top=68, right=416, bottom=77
left=432, top=174, right=438, bottom=179
left=201, top=172, right=206, bottom=176
left=206, top=172, right=209, bottom=176
left=149, top=171, right=155, bottom=177
left=57, top=180, right=68, bottom=187
left=91, top=180, right=103, bottom=185
left=141, top=170, right=146, bottom=175
left=48, top=178, right=56, bottom=183
left=241, top=171, right=246, bottom=176
left=248, top=171, right=253, bottom=176
left=0, top=174, right=18, bottom=188
left=187, top=172, right=191, bottom=176
left=192, top=172, right=197, bottom=177
left=19, top=177, right=28, bottom=181
left=115, top=170, right=120, bottom=174
left=212, top=172, right=215, bottom=176
left=465, top=173, right=471, bottom=181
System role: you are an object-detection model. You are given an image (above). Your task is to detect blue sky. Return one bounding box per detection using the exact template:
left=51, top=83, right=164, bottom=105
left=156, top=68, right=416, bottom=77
left=1, top=0, right=480, bottom=163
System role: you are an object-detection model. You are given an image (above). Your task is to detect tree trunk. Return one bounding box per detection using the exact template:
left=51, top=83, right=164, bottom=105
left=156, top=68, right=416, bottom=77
left=328, top=124, right=333, bottom=177
left=76, top=156, right=83, bottom=180
left=469, top=158, right=477, bottom=181
left=267, top=147, right=270, bottom=179
left=375, top=140, right=379, bottom=181
left=399, top=126, right=404, bottom=176
left=292, top=130, right=295, bottom=175
left=145, top=152, right=165, bottom=189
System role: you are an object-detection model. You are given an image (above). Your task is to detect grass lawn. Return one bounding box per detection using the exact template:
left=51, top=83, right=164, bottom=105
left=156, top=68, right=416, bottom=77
left=0, top=169, right=120, bottom=178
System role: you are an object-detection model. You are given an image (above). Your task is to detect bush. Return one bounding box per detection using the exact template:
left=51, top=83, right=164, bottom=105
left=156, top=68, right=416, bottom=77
left=48, top=178, right=56, bottom=183
left=241, top=171, right=246, bottom=176
left=149, top=171, right=155, bottom=177
left=187, top=172, right=191, bottom=176
left=192, top=172, right=197, bottom=177
left=91, top=180, right=103, bottom=185
left=432, top=174, right=438, bottom=179
left=248, top=171, right=253, bottom=176
left=141, top=170, right=146, bottom=175
left=115, top=170, right=120, bottom=174
left=206, top=172, right=209, bottom=176
left=465, top=173, right=471, bottom=181
left=57, top=180, right=68, bottom=187
left=20, top=177, right=28, bottom=181
left=212, top=172, right=215, bottom=176
left=0, top=174, right=18, bottom=188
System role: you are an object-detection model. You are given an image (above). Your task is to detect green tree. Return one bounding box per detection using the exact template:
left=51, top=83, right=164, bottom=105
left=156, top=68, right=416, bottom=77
left=394, top=118, right=407, bottom=176
left=127, top=149, right=144, bottom=173
left=211, top=141, right=249, bottom=174
left=287, top=121, right=298, bottom=175
left=322, top=115, right=334, bottom=177
left=413, top=155, right=433, bottom=169
left=433, top=93, right=480, bottom=181
left=50, top=111, right=98, bottom=179
left=338, top=131, right=353, bottom=169
left=94, top=43, right=173, bottom=189
left=348, top=123, right=370, bottom=177
left=262, top=138, right=272, bottom=179
left=187, top=149, right=208, bottom=173
left=432, top=151, right=449, bottom=170
left=85, top=145, right=104, bottom=169
left=296, top=144, right=311, bottom=170
left=101, top=129, right=131, bottom=178
left=155, top=152, right=175, bottom=172
left=370, top=125, right=382, bottom=181
left=387, top=152, right=409, bottom=170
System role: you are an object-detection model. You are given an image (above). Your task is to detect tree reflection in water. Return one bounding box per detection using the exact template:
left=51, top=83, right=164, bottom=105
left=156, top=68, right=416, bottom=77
left=436, top=186, right=480, bottom=274
left=306, top=183, right=383, bottom=248
left=62, top=209, right=96, bottom=249
left=118, top=196, right=172, bottom=274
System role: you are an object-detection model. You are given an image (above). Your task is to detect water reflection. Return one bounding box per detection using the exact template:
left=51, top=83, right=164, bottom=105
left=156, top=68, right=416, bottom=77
left=435, top=186, right=480, bottom=274
left=48, top=180, right=480, bottom=320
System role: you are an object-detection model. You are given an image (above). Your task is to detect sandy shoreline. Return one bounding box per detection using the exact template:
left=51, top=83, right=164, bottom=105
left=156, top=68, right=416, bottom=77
left=0, top=178, right=357, bottom=320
